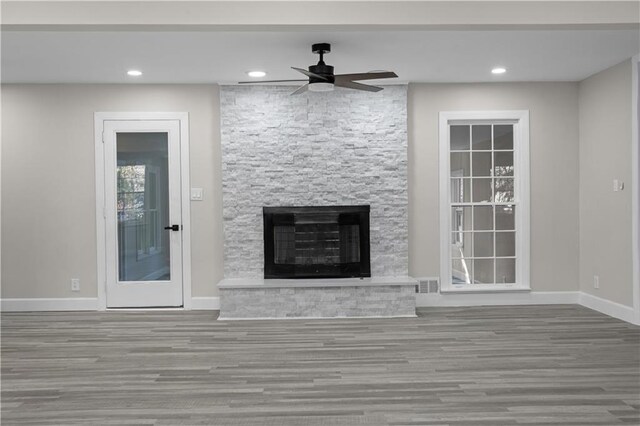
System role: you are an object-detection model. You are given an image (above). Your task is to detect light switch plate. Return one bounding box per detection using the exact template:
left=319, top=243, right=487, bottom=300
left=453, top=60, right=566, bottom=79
left=613, top=179, right=624, bottom=192
left=191, top=188, right=204, bottom=201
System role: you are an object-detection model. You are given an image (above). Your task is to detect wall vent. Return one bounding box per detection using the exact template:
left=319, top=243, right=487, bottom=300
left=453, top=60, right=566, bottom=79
left=415, top=277, right=440, bottom=294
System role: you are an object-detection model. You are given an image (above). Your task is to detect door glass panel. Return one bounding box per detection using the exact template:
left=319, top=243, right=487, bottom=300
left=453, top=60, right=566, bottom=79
left=117, top=132, right=171, bottom=281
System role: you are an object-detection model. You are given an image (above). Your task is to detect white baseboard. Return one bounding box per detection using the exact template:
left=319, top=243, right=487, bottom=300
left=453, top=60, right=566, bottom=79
left=416, top=291, right=579, bottom=307
left=191, top=297, right=220, bottom=310
left=578, top=292, right=637, bottom=325
left=415, top=291, right=638, bottom=326
left=1, top=298, right=99, bottom=312
left=0, top=297, right=220, bottom=312
left=2, top=294, right=637, bottom=326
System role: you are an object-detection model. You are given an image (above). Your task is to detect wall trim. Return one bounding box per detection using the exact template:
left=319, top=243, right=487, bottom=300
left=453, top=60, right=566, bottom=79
left=1, top=297, right=219, bottom=312
left=1, top=298, right=99, bottom=312
left=416, top=291, right=638, bottom=325
left=579, top=292, right=636, bottom=325
left=438, top=110, right=531, bottom=292
left=94, top=112, right=192, bottom=310
left=631, top=53, right=639, bottom=325
left=416, top=291, right=579, bottom=307
left=2, top=293, right=636, bottom=326
left=191, top=297, right=220, bottom=310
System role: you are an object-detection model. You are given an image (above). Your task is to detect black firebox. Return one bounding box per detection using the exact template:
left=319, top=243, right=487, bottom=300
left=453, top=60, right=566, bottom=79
left=263, top=205, right=371, bottom=279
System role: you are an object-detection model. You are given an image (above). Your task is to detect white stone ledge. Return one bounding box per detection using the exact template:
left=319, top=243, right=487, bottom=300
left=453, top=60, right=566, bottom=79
left=218, top=276, right=417, bottom=289
left=218, top=314, right=418, bottom=321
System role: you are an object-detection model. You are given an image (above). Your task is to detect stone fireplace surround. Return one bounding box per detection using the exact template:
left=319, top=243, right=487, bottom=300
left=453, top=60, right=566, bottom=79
left=218, top=85, right=414, bottom=318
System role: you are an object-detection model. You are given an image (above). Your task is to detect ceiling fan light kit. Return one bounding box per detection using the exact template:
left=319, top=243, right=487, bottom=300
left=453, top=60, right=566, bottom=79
left=308, top=82, right=334, bottom=92
left=238, top=43, right=398, bottom=95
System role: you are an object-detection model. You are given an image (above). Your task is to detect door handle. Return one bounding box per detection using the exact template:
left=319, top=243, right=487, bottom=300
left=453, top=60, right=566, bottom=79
left=164, top=224, right=180, bottom=231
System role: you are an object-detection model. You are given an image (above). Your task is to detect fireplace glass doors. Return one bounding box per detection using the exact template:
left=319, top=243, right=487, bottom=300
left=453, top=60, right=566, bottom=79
left=263, top=206, right=371, bottom=279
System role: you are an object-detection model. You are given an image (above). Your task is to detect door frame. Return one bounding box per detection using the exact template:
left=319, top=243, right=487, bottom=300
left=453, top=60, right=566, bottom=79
left=632, top=54, right=639, bottom=324
left=94, top=112, right=192, bottom=310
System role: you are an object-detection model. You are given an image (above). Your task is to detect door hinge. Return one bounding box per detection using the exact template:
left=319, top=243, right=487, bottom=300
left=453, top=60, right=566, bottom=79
left=102, top=207, right=106, bottom=218
left=101, top=131, right=105, bottom=143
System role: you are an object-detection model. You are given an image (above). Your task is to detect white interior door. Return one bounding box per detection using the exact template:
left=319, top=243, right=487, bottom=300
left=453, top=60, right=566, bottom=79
left=103, top=120, right=183, bottom=307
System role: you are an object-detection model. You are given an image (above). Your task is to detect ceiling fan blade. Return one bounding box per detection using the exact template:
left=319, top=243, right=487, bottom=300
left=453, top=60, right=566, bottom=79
left=238, top=79, right=308, bottom=84
left=334, top=71, right=398, bottom=82
left=291, top=67, right=329, bottom=81
left=291, top=84, right=309, bottom=95
left=334, top=80, right=383, bottom=92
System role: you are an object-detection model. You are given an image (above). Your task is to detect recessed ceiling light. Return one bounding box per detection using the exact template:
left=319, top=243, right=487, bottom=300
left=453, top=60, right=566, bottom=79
left=127, top=70, right=143, bottom=77
left=247, top=71, right=266, bottom=78
left=491, top=67, right=507, bottom=74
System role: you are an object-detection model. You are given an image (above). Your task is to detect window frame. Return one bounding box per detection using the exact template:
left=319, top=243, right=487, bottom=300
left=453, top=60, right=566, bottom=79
left=439, top=110, right=530, bottom=293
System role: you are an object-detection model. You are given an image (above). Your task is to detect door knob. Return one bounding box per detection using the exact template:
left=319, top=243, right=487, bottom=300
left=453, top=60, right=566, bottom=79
left=164, top=224, right=180, bottom=231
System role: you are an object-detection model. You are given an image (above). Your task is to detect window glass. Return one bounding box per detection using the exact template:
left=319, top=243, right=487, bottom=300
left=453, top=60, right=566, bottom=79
left=450, top=125, right=470, bottom=150
left=447, top=122, right=521, bottom=286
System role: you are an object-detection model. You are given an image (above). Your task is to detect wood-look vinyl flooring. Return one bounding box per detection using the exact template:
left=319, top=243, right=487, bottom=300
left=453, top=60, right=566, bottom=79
left=1, top=305, right=639, bottom=425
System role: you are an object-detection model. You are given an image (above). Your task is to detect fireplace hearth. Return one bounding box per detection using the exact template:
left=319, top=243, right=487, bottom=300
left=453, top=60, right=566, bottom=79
left=263, top=206, right=371, bottom=279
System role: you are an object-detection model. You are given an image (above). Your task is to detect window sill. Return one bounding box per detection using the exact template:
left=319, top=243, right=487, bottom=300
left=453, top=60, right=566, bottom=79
left=440, top=285, right=531, bottom=294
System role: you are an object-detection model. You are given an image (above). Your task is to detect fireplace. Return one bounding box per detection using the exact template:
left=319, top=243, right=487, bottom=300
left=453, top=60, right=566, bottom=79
left=263, top=205, right=371, bottom=279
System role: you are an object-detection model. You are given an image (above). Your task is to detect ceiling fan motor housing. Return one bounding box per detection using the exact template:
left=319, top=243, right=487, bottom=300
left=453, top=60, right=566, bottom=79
left=309, top=64, right=334, bottom=83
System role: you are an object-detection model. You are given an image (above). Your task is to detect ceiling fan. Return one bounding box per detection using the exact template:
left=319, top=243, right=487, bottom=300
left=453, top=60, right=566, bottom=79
left=238, top=43, right=398, bottom=95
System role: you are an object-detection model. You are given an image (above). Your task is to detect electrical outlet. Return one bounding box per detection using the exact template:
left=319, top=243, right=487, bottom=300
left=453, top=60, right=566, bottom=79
left=71, top=278, right=80, bottom=292
left=593, top=275, right=599, bottom=289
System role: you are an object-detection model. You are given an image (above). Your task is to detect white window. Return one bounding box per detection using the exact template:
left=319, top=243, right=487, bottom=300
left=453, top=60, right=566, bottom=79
left=439, top=111, right=530, bottom=292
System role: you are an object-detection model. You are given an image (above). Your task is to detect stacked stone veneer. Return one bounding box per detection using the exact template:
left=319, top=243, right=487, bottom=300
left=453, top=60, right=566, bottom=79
left=219, top=285, right=416, bottom=319
left=220, top=85, right=408, bottom=278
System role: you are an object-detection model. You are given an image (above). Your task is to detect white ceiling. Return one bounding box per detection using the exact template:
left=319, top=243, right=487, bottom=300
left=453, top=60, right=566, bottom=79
left=2, top=29, right=638, bottom=84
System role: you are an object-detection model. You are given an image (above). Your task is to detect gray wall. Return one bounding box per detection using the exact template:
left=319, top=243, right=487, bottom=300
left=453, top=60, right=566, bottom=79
left=6, top=77, right=630, bottom=301
left=220, top=86, right=408, bottom=278
left=408, top=82, right=580, bottom=292
left=1, top=84, right=223, bottom=299
left=578, top=59, right=633, bottom=306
